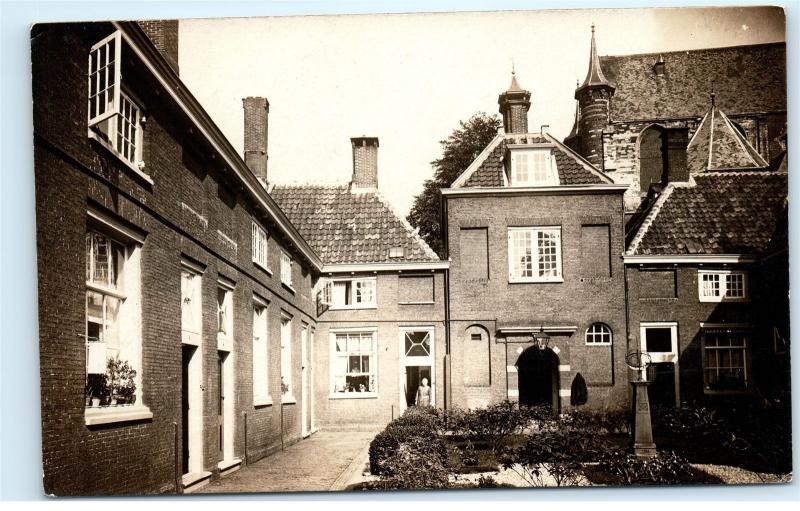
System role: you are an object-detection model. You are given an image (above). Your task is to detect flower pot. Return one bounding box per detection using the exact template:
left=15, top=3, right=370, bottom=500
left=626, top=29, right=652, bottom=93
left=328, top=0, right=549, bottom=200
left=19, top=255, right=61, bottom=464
left=91, top=397, right=101, bottom=407
left=110, top=397, right=118, bottom=406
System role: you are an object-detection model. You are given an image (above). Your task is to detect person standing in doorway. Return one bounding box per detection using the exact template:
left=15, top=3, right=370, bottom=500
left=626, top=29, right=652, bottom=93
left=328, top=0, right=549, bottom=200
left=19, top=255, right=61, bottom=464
left=415, top=377, right=431, bottom=407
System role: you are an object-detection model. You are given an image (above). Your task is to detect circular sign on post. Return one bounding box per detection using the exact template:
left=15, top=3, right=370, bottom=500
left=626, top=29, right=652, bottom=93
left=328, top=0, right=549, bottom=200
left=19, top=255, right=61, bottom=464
left=625, top=351, right=652, bottom=382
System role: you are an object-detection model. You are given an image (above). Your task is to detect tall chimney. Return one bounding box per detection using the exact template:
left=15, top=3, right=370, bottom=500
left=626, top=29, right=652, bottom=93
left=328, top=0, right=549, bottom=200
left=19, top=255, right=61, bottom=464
left=243, top=97, right=270, bottom=186
left=138, top=20, right=180, bottom=74
left=498, top=71, right=531, bottom=134
left=350, top=137, right=379, bottom=190
left=664, top=127, right=689, bottom=183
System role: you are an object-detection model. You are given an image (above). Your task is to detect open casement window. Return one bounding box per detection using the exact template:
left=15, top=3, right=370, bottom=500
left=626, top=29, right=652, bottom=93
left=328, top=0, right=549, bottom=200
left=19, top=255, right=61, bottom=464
left=698, top=270, right=748, bottom=302
left=703, top=328, right=750, bottom=393
left=216, top=283, right=234, bottom=351
left=280, top=251, right=293, bottom=287
left=251, top=221, right=269, bottom=270
left=180, top=266, right=202, bottom=345
left=280, top=315, right=294, bottom=400
left=510, top=148, right=559, bottom=187
left=507, top=227, right=562, bottom=282
left=331, top=331, right=377, bottom=396
left=326, top=278, right=377, bottom=309
left=85, top=230, right=143, bottom=410
left=252, top=300, right=270, bottom=405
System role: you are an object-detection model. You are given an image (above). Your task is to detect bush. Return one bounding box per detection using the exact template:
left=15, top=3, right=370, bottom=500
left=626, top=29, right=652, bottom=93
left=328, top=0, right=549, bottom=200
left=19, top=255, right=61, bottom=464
left=442, top=401, right=535, bottom=451
left=597, top=450, right=692, bottom=485
left=373, top=436, right=450, bottom=490
left=369, top=407, right=447, bottom=476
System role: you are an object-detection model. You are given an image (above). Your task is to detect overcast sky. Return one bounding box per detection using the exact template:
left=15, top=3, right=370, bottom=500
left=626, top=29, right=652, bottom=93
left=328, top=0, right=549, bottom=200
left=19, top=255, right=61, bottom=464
left=179, top=6, right=784, bottom=216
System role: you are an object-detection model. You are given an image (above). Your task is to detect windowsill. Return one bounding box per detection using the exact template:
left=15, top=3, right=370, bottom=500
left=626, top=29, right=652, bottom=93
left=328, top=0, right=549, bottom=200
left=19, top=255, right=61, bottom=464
left=585, top=343, right=612, bottom=347
left=508, top=278, right=564, bottom=284
left=398, top=301, right=435, bottom=306
left=282, top=282, right=296, bottom=294
left=218, top=458, right=242, bottom=473
left=88, top=130, right=154, bottom=186
left=253, top=260, right=273, bottom=276
left=254, top=395, right=273, bottom=407
left=328, top=304, right=378, bottom=311
left=329, top=392, right=379, bottom=400
left=217, top=334, right=232, bottom=352
left=86, top=281, right=126, bottom=300
left=281, top=395, right=297, bottom=405
left=85, top=404, right=153, bottom=426
left=699, top=297, right=750, bottom=303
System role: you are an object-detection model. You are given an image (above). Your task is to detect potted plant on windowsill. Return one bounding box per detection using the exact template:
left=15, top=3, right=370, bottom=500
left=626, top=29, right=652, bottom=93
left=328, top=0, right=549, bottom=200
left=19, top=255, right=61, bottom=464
left=86, top=373, right=109, bottom=407
left=107, top=356, right=137, bottom=406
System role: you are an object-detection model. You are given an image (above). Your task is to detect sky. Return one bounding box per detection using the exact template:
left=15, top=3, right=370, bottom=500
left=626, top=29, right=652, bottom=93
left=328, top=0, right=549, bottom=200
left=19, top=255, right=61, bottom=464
left=179, top=6, right=785, bottom=216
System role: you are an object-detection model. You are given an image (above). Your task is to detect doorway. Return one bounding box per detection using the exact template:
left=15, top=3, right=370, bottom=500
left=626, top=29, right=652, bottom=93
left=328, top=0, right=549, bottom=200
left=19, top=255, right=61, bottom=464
left=640, top=322, right=680, bottom=407
left=217, top=350, right=235, bottom=462
left=399, top=327, right=435, bottom=412
left=516, top=346, right=559, bottom=411
left=405, top=365, right=432, bottom=407
left=301, top=325, right=310, bottom=437
left=182, top=346, right=191, bottom=475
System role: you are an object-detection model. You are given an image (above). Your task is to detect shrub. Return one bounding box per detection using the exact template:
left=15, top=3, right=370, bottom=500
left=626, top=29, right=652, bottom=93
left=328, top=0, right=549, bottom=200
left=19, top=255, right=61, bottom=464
left=369, top=407, right=447, bottom=476
left=374, top=435, right=451, bottom=490
left=452, top=401, right=535, bottom=451
left=597, top=450, right=692, bottom=485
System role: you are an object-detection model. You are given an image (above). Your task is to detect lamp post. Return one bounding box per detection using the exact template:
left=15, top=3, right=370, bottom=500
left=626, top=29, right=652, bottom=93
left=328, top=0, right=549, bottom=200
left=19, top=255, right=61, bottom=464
left=626, top=351, right=657, bottom=457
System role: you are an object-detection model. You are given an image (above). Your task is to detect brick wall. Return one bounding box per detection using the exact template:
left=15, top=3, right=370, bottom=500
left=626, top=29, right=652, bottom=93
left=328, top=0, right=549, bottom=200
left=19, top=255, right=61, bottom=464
left=137, top=20, right=179, bottom=74
left=33, top=23, right=316, bottom=495
left=445, top=192, right=629, bottom=411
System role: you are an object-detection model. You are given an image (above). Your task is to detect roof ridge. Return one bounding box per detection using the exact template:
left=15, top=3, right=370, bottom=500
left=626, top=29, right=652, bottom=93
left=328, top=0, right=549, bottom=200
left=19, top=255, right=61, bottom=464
left=271, top=182, right=348, bottom=189
left=600, top=41, right=786, bottom=61
left=700, top=169, right=786, bottom=177
left=626, top=179, right=696, bottom=255
left=373, top=191, right=441, bottom=261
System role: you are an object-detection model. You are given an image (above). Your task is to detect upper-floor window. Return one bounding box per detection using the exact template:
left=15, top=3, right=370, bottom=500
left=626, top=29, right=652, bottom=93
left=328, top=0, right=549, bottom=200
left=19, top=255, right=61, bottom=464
left=88, top=32, right=148, bottom=178
left=698, top=270, right=748, bottom=302
left=280, top=251, right=293, bottom=287
left=507, top=226, right=562, bottom=283
left=320, top=278, right=377, bottom=309
left=585, top=323, right=613, bottom=346
left=216, top=280, right=234, bottom=351
left=180, top=263, right=202, bottom=346
left=510, top=148, right=559, bottom=187
left=251, top=221, right=269, bottom=270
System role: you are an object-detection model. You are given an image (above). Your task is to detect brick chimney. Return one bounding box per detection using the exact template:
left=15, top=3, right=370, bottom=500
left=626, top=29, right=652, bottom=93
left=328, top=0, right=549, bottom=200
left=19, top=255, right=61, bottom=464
left=350, top=137, right=379, bottom=190
left=138, top=20, right=179, bottom=74
left=243, top=97, right=270, bottom=186
left=498, top=71, right=531, bottom=134
left=664, top=127, right=689, bottom=183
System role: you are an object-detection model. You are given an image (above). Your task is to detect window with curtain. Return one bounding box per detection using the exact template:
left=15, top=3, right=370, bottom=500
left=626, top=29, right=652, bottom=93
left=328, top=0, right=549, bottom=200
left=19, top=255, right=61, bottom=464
left=331, top=331, right=377, bottom=395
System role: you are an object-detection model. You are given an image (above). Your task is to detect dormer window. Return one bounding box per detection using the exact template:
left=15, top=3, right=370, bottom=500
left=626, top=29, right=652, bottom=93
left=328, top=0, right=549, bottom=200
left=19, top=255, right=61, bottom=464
left=510, top=148, right=558, bottom=187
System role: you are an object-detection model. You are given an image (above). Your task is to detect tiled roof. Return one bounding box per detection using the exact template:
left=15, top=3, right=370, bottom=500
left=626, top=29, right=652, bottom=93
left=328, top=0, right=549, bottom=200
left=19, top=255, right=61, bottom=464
left=687, top=103, right=769, bottom=173
left=457, top=132, right=611, bottom=188
left=270, top=185, right=440, bottom=265
left=601, top=43, right=786, bottom=121
left=629, top=171, right=787, bottom=256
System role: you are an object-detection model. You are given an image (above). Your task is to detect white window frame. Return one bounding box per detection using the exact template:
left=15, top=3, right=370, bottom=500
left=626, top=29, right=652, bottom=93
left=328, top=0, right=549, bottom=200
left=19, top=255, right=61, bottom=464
left=329, top=328, right=379, bottom=399
left=698, top=270, right=749, bottom=302
left=216, top=279, right=235, bottom=352
left=701, top=326, right=751, bottom=395
left=325, top=277, right=377, bottom=310
left=280, top=313, right=295, bottom=403
left=88, top=31, right=122, bottom=127
left=251, top=221, right=270, bottom=273
left=280, top=250, right=294, bottom=289
left=510, top=148, right=559, bottom=187
left=252, top=295, right=271, bottom=406
left=180, top=260, right=203, bottom=346
left=585, top=323, right=613, bottom=346
left=507, top=226, right=563, bottom=283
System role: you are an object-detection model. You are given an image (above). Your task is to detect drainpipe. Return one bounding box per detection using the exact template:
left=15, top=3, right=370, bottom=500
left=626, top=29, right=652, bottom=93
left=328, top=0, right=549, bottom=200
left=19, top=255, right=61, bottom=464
left=173, top=422, right=183, bottom=494
left=280, top=402, right=285, bottom=451
left=441, top=194, right=452, bottom=410
left=243, top=411, right=248, bottom=465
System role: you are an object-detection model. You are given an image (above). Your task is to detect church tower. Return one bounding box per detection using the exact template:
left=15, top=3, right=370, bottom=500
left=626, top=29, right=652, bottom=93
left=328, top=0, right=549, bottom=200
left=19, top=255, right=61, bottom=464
left=574, top=24, right=615, bottom=169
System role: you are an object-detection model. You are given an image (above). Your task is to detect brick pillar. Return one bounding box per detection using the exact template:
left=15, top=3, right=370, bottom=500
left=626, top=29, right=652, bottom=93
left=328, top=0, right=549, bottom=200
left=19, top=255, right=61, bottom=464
left=498, top=91, right=531, bottom=134
left=138, top=20, right=179, bottom=74
left=575, top=86, right=613, bottom=169
left=243, top=97, right=269, bottom=185
left=664, top=127, right=689, bottom=183
left=350, top=137, right=379, bottom=190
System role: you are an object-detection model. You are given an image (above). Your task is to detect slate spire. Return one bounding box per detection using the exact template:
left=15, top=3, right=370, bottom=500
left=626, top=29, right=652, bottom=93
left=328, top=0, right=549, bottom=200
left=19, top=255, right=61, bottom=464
left=578, top=23, right=613, bottom=91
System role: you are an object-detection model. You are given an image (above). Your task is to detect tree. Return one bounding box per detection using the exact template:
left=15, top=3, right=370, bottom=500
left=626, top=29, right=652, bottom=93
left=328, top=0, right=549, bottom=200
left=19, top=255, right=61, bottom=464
left=407, top=112, right=502, bottom=257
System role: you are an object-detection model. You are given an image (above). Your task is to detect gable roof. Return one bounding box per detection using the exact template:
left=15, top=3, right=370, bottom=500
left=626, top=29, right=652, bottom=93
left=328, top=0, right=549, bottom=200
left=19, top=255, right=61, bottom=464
left=627, top=171, right=787, bottom=256
left=601, top=42, right=786, bottom=121
left=453, top=132, right=613, bottom=188
left=687, top=102, right=769, bottom=173
left=270, top=185, right=440, bottom=265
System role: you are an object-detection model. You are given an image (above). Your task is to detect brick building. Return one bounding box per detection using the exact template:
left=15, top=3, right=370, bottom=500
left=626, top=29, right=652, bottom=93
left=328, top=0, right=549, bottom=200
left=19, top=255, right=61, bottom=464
left=564, top=26, right=787, bottom=213
left=441, top=73, right=630, bottom=412
left=33, top=21, right=322, bottom=495
left=269, top=137, right=448, bottom=430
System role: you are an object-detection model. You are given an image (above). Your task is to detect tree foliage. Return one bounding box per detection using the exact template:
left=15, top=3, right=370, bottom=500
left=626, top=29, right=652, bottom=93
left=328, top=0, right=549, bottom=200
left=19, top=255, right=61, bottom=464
left=407, top=112, right=502, bottom=257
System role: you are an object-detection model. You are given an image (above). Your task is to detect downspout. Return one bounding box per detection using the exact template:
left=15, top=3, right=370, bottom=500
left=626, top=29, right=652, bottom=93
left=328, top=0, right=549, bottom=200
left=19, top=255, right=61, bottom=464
left=441, top=193, right=452, bottom=410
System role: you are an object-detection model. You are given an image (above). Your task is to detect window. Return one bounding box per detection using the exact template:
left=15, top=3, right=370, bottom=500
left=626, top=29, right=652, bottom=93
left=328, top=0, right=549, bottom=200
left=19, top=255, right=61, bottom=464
left=331, top=331, right=377, bottom=396
left=703, top=328, right=749, bottom=393
left=251, top=221, right=269, bottom=270
left=180, top=264, right=202, bottom=346
left=216, top=282, right=234, bottom=351
left=508, top=227, right=562, bottom=282
left=585, top=323, right=612, bottom=345
left=698, top=270, right=748, bottom=302
left=280, top=251, right=293, bottom=287
left=510, top=149, right=559, bottom=186
left=324, top=278, right=377, bottom=309
left=280, top=315, right=293, bottom=400
left=644, top=327, right=673, bottom=352
left=252, top=299, right=270, bottom=405
left=85, top=230, right=143, bottom=411
left=88, top=32, right=146, bottom=173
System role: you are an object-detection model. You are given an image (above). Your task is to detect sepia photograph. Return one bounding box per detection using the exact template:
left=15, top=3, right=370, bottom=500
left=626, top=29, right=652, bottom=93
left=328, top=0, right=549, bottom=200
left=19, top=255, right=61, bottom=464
left=27, top=3, right=790, bottom=496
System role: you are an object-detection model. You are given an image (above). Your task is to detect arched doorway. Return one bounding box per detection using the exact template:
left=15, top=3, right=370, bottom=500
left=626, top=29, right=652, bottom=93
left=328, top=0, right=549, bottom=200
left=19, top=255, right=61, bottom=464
left=516, top=346, right=559, bottom=411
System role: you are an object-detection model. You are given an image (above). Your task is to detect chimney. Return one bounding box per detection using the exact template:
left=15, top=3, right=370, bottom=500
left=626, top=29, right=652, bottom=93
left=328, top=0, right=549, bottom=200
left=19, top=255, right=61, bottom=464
left=498, top=71, right=531, bottom=134
left=653, top=56, right=666, bottom=76
left=664, top=127, right=689, bottom=183
left=138, top=20, right=180, bottom=74
left=350, top=137, right=379, bottom=190
left=243, top=97, right=270, bottom=186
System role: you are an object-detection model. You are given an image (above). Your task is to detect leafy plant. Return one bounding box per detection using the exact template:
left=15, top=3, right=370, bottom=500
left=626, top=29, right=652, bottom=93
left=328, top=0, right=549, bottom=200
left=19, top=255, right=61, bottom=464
left=85, top=373, right=109, bottom=404
left=597, top=450, right=692, bottom=485
left=369, top=407, right=447, bottom=476
left=106, top=356, right=137, bottom=404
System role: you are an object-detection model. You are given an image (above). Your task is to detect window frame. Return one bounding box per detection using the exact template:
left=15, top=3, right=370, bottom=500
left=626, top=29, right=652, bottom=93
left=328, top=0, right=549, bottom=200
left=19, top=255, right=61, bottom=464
left=251, top=221, right=270, bottom=273
left=216, top=279, right=235, bottom=352
left=326, top=277, right=378, bottom=310
left=280, top=313, right=295, bottom=403
left=87, top=31, right=122, bottom=127
left=180, top=260, right=203, bottom=346
left=280, top=250, right=294, bottom=289
left=701, top=326, right=751, bottom=395
left=507, top=226, right=563, bottom=283
left=252, top=295, right=272, bottom=406
left=329, top=328, right=379, bottom=399
left=698, top=270, right=749, bottom=302
left=585, top=323, right=613, bottom=346
left=509, top=148, right=559, bottom=187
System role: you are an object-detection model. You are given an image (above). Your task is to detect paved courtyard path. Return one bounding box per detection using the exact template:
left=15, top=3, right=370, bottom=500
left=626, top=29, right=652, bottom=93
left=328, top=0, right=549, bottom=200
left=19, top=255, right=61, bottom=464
left=197, top=430, right=376, bottom=494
